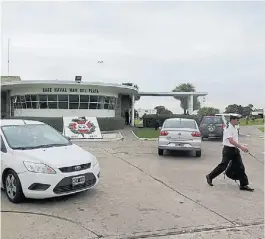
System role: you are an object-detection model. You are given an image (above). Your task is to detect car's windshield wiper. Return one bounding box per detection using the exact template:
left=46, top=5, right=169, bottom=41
left=13, top=144, right=69, bottom=150
left=13, top=146, right=37, bottom=150
left=33, top=143, right=69, bottom=149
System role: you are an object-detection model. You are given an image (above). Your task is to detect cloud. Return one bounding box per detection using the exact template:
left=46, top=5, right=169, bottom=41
left=2, top=1, right=265, bottom=113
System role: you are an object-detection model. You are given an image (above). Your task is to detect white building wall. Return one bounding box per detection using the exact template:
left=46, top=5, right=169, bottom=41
left=10, top=85, right=118, bottom=97
left=14, top=109, right=115, bottom=117
left=137, top=108, right=157, bottom=118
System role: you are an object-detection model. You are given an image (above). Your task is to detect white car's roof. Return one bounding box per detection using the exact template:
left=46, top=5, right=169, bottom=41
left=216, top=113, right=241, bottom=117
left=1, top=119, right=45, bottom=126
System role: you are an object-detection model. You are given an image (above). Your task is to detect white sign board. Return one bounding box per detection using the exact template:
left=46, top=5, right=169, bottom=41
left=63, top=116, right=102, bottom=139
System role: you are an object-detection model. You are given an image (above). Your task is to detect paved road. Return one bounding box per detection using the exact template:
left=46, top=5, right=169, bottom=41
left=1, top=128, right=264, bottom=239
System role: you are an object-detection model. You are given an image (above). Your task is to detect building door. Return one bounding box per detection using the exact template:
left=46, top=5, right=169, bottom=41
left=1, top=91, right=7, bottom=118
left=125, top=111, right=129, bottom=125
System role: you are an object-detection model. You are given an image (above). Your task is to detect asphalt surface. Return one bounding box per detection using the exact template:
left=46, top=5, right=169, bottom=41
left=1, top=127, right=264, bottom=239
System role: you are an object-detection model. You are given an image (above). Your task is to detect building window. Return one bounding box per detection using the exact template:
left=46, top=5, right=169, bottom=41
left=11, top=94, right=117, bottom=111
left=25, top=95, right=32, bottom=109
left=47, top=95, right=58, bottom=109
left=90, top=95, right=98, bottom=103
left=39, top=95, right=48, bottom=109
left=69, top=95, right=79, bottom=109
left=20, top=96, right=26, bottom=109
left=58, top=95, right=68, bottom=109
left=89, top=103, right=97, bottom=109
left=79, top=103, right=89, bottom=109
left=80, top=95, right=89, bottom=103
left=58, top=102, right=68, bottom=109
left=31, top=95, right=39, bottom=109
left=48, top=95, right=57, bottom=101
left=58, top=95, right=68, bottom=101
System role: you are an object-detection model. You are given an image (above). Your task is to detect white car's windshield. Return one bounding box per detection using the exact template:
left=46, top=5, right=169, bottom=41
left=1, top=124, right=71, bottom=150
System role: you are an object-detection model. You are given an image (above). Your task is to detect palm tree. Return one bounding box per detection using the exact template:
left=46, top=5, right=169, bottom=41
left=172, top=83, right=200, bottom=115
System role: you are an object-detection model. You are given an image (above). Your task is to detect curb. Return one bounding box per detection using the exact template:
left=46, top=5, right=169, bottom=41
left=131, top=130, right=157, bottom=141
left=239, top=134, right=251, bottom=137
left=71, top=132, right=124, bottom=142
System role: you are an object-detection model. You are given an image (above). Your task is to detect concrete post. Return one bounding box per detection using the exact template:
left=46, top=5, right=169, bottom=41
left=188, top=94, right=194, bottom=115
left=131, top=94, right=135, bottom=126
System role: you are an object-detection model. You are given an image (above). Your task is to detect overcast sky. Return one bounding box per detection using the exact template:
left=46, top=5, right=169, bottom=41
left=2, top=1, right=265, bottom=113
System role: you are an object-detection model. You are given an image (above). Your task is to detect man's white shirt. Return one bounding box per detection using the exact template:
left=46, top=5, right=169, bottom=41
left=223, top=123, right=239, bottom=147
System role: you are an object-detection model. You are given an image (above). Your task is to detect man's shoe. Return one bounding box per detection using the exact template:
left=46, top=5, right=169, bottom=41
left=240, top=185, right=254, bottom=192
left=206, top=175, right=213, bottom=186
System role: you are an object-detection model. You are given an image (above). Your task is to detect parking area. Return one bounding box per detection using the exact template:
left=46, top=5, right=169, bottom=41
left=1, top=127, right=264, bottom=239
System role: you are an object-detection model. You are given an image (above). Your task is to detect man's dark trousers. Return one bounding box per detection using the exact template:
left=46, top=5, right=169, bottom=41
left=208, top=146, right=249, bottom=186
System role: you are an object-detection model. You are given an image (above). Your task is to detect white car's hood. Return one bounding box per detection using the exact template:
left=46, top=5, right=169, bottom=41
left=12, top=144, right=96, bottom=168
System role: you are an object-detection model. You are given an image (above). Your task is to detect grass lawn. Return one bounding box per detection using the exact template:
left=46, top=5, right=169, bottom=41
left=133, top=128, right=160, bottom=138
left=240, top=118, right=264, bottom=126
left=258, top=127, right=264, bottom=132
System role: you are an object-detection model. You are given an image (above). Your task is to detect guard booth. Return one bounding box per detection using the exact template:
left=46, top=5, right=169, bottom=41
left=1, top=76, right=21, bottom=118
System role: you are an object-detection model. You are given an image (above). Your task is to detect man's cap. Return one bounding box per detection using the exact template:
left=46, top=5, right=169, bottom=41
left=230, top=115, right=240, bottom=121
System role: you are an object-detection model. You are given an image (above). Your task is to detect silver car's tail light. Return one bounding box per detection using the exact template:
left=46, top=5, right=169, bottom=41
left=160, top=130, right=169, bottom=136
left=191, top=132, right=201, bottom=137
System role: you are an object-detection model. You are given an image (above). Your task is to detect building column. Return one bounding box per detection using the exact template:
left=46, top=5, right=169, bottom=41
left=188, top=94, right=194, bottom=115
left=131, top=94, right=135, bottom=126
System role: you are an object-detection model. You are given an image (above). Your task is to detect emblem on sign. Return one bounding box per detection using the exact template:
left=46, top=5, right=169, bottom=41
left=68, top=116, right=96, bottom=137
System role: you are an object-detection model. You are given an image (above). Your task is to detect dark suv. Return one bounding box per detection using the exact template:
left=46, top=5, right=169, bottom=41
left=199, top=116, right=226, bottom=140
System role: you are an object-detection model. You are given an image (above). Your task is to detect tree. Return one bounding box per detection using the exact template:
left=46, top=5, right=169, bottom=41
left=225, top=104, right=242, bottom=114
left=248, top=104, right=254, bottom=109
left=224, top=104, right=255, bottom=117
left=154, top=106, right=173, bottom=115
left=172, top=83, right=200, bottom=115
left=197, top=107, right=220, bottom=118
left=242, top=105, right=253, bottom=117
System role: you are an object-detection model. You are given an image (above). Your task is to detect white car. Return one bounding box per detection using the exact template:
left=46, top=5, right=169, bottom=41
left=158, top=118, right=202, bottom=157
left=0, top=119, right=100, bottom=203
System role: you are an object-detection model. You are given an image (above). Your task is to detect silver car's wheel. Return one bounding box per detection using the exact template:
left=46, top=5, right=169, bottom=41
left=158, top=148, right=164, bottom=156
left=195, top=150, right=202, bottom=157
left=4, top=170, right=24, bottom=203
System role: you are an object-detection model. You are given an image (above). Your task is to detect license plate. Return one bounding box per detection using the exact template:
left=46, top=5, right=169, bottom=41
left=72, top=176, right=85, bottom=186
left=209, top=134, right=215, bottom=137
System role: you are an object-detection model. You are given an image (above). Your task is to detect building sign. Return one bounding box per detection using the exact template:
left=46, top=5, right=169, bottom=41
left=43, top=87, right=99, bottom=93
left=63, top=116, right=102, bottom=139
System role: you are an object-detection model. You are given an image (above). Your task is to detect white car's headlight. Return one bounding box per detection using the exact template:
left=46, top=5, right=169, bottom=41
left=91, top=157, right=99, bottom=167
left=23, top=161, right=56, bottom=174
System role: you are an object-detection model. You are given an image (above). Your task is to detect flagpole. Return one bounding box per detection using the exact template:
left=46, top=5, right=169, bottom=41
left=8, top=38, right=10, bottom=76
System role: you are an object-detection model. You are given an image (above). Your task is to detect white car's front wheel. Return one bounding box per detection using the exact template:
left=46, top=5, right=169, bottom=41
left=5, top=170, right=25, bottom=203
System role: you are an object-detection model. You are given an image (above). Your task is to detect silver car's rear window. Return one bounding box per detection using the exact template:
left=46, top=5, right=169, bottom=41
left=164, top=120, right=197, bottom=129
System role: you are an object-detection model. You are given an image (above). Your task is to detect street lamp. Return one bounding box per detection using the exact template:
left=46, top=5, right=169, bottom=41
left=75, top=76, right=82, bottom=83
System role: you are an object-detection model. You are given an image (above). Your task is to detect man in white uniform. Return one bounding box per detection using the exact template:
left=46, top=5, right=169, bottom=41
left=206, top=115, right=254, bottom=191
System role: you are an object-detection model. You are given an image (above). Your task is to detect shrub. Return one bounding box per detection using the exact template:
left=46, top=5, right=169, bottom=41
left=5, top=116, right=125, bottom=132
left=97, top=117, right=125, bottom=131
left=143, top=114, right=201, bottom=128
left=5, top=116, right=64, bottom=132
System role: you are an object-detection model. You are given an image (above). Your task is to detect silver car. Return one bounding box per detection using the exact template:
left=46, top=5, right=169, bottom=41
left=158, top=118, right=202, bottom=157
